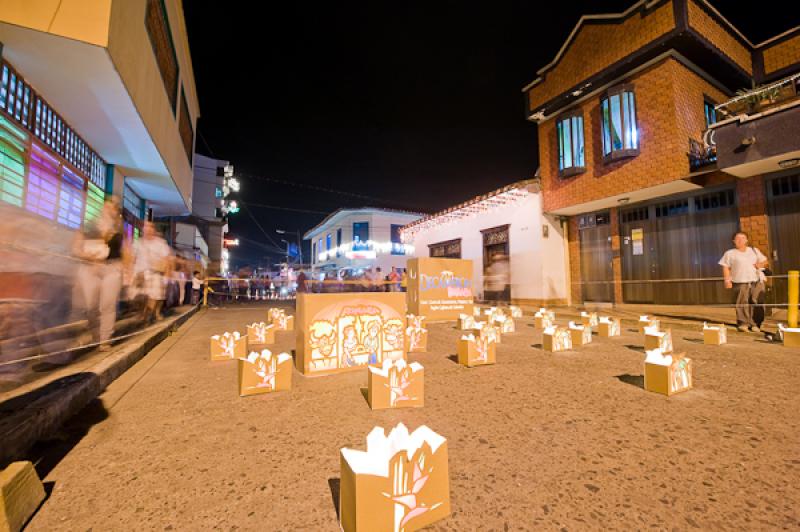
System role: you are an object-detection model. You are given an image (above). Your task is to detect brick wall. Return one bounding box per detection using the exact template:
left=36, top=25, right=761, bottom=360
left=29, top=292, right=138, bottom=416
left=671, top=60, right=728, bottom=143
left=527, top=0, right=675, bottom=111
left=540, top=58, right=726, bottom=213
left=762, top=33, right=800, bottom=75
left=687, top=0, right=752, bottom=75
left=736, top=176, right=770, bottom=255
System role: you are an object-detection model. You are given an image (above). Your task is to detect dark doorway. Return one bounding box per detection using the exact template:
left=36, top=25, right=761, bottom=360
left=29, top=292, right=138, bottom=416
left=767, top=174, right=800, bottom=304
left=482, top=225, right=510, bottom=302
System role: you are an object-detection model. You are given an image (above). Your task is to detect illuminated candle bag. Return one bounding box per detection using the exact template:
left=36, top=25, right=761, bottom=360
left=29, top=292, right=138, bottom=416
left=644, top=326, right=673, bottom=353
left=268, top=308, right=294, bottom=331
left=509, top=305, right=523, bottom=318
left=568, top=321, right=592, bottom=346
left=472, top=306, right=483, bottom=318
left=237, top=349, right=292, bottom=397
left=458, top=313, right=476, bottom=331
left=778, top=324, right=800, bottom=347
left=580, top=311, right=598, bottom=328
left=457, top=334, right=496, bottom=367
left=405, top=315, right=428, bottom=353
left=644, top=348, right=693, bottom=396
left=494, top=315, right=515, bottom=334
left=210, top=332, right=246, bottom=361
left=484, top=307, right=505, bottom=324
left=702, top=322, right=727, bottom=345
left=368, top=359, right=425, bottom=410
left=534, top=308, right=555, bottom=329
left=542, top=326, right=572, bottom=352
left=598, top=316, right=621, bottom=337
left=339, top=423, right=451, bottom=532
left=246, top=322, right=275, bottom=347
left=638, top=315, right=660, bottom=334
left=472, top=322, right=501, bottom=344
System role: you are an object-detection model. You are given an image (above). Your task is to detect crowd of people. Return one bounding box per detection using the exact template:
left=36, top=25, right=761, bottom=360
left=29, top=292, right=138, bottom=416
left=73, top=199, right=200, bottom=349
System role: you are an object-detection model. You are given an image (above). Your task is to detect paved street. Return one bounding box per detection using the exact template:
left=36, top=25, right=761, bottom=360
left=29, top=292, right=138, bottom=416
left=27, top=304, right=799, bottom=530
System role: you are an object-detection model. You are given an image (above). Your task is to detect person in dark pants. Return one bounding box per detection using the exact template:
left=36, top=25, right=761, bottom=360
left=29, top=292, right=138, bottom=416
left=719, top=231, right=769, bottom=333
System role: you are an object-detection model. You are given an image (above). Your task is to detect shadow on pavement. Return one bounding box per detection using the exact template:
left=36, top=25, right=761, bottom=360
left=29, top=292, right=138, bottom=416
left=615, top=374, right=645, bottom=389
left=28, top=397, right=109, bottom=479
left=625, top=345, right=645, bottom=353
left=446, top=354, right=459, bottom=364
left=328, top=478, right=341, bottom=521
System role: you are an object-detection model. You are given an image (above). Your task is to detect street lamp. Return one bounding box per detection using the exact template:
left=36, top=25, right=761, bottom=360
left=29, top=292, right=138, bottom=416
left=276, top=229, right=303, bottom=265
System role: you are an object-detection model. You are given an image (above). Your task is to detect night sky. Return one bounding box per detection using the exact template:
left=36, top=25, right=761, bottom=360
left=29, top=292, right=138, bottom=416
left=183, top=1, right=789, bottom=269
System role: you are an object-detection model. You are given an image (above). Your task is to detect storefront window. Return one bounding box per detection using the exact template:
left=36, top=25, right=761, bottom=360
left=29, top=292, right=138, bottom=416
left=557, top=111, right=585, bottom=177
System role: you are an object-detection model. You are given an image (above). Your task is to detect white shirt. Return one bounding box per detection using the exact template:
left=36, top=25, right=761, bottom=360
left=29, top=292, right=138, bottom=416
left=718, top=247, right=766, bottom=283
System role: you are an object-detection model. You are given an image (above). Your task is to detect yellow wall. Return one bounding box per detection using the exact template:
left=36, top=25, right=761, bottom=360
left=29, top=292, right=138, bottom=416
left=107, top=0, right=199, bottom=211
left=0, top=0, right=111, bottom=47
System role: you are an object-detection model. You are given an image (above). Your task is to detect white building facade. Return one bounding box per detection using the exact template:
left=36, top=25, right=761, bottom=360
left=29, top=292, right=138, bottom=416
left=400, top=180, right=569, bottom=306
left=305, top=208, right=423, bottom=276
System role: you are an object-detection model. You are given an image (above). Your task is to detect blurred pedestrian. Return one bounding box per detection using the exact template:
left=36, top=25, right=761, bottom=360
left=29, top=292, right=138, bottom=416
left=296, top=270, right=308, bottom=293
left=73, top=197, right=124, bottom=349
left=191, top=270, right=203, bottom=305
left=719, top=231, right=768, bottom=332
left=401, top=269, right=408, bottom=292
left=134, top=221, right=172, bottom=323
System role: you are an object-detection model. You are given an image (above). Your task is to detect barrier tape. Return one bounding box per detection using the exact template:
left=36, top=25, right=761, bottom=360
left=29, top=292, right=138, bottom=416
left=0, top=312, right=193, bottom=368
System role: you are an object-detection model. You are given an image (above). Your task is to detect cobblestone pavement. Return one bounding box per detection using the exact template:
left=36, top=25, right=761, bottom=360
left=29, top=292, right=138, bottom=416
left=26, top=304, right=800, bottom=530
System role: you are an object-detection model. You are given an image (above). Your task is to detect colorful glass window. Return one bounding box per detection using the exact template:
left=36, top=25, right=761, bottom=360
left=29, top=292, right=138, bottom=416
left=0, top=116, right=28, bottom=207
left=58, top=166, right=85, bottom=229
left=25, top=143, right=60, bottom=219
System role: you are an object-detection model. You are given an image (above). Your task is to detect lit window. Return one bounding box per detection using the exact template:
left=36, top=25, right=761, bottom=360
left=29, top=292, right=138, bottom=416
left=601, top=85, right=639, bottom=160
left=556, top=111, right=585, bottom=177
left=326, top=233, right=332, bottom=252
left=390, top=224, right=404, bottom=255
left=704, top=100, right=718, bottom=127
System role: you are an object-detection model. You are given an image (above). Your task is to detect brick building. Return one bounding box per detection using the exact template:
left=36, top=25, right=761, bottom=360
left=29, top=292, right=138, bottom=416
left=523, top=0, right=800, bottom=306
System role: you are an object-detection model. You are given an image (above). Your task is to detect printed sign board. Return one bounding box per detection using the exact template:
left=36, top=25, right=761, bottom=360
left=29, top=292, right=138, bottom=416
left=406, top=258, right=474, bottom=321
left=296, top=292, right=407, bottom=376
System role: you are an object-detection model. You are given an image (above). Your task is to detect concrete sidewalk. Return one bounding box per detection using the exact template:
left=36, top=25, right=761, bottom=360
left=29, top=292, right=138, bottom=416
left=0, top=305, right=198, bottom=466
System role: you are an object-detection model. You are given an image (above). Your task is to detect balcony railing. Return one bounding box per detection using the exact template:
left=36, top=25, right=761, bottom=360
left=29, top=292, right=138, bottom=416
left=716, top=73, right=800, bottom=119
left=687, top=138, right=717, bottom=171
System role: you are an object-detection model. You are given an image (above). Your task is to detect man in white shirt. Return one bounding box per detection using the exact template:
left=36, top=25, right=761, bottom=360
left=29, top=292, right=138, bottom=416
left=719, top=231, right=769, bottom=332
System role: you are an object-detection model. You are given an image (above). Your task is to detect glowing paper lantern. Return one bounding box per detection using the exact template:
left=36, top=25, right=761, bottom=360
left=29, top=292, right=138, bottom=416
left=580, top=311, right=598, bottom=328
left=368, top=359, right=424, bottom=410
left=644, top=349, right=692, bottom=396
left=598, top=316, right=621, bottom=337
left=778, top=324, right=800, bottom=347
left=339, top=423, right=450, bottom=531
left=210, top=332, right=246, bottom=361
left=457, top=334, right=496, bottom=367
left=543, top=326, right=571, bottom=352
left=702, top=323, right=727, bottom=345
left=246, top=322, right=275, bottom=346
left=238, top=349, right=292, bottom=396
left=568, top=321, right=592, bottom=346
left=644, top=326, right=673, bottom=353
left=405, top=315, right=428, bottom=353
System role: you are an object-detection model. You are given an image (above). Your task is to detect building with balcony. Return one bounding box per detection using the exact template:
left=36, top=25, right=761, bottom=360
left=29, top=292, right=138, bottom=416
left=400, top=179, right=568, bottom=306
left=523, top=0, right=800, bottom=305
left=304, top=207, right=423, bottom=277
left=0, top=0, right=199, bottom=235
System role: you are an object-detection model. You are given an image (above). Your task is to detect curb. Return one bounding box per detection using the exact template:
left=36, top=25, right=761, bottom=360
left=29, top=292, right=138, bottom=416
left=0, top=306, right=199, bottom=468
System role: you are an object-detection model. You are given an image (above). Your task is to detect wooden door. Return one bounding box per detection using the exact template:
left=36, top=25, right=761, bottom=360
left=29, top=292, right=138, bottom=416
left=579, top=213, right=613, bottom=302
left=620, top=206, right=655, bottom=303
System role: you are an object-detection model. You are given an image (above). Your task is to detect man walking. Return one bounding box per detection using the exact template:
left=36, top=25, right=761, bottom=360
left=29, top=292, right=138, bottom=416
left=719, top=231, right=769, bottom=332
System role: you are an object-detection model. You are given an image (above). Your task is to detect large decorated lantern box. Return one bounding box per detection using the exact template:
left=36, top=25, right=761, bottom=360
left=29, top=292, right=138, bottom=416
left=296, top=293, right=407, bottom=376
left=406, top=257, right=474, bottom=322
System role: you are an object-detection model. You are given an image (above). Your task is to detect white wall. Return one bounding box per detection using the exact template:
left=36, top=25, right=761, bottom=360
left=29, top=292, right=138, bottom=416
left=406, top=191, right=568, bottom=304
left=307, top=209, right=421, bottom=274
